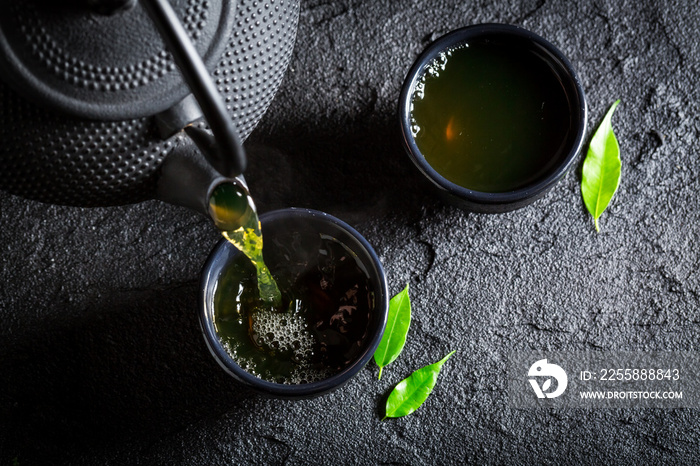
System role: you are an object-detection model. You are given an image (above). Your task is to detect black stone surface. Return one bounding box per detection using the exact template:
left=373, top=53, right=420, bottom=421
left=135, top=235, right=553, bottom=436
left=2, top=0, right=700, bottom=464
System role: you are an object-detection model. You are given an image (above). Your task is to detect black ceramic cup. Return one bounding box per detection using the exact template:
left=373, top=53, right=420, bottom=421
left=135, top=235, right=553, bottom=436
left=199, top=208, right=389, bottom=399
left=399, top=24, right=587, bottom=213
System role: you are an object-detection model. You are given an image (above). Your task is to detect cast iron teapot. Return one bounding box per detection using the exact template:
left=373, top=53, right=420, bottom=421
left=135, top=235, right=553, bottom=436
left=0, top=0, right=299, bottom=215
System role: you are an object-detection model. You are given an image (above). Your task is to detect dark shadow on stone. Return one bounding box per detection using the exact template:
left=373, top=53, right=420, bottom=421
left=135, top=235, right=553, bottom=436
left=574, top=137, right=593, bottom=218
left=376, top=380, right=399, bottom=421
left=243, top=112, right=437, bottom=227
left=0, top=284, right=254, bottom=464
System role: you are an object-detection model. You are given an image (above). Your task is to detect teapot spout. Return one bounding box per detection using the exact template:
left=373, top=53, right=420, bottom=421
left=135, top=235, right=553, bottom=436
left=156, top=140, right=248, bottom=217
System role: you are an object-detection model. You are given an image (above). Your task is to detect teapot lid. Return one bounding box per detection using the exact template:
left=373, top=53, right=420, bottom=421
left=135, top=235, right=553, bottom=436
left=0, top=0, right=234, bottom=120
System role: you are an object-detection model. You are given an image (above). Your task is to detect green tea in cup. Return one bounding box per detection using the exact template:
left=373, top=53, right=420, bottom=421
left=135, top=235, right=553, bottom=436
left=400, top=25, right=587, bottom=212
left=205, top=200, right=382, bottom=387
left=213, top=227, right=377, bottom=384
left=410, top=38, right=572, bottom=192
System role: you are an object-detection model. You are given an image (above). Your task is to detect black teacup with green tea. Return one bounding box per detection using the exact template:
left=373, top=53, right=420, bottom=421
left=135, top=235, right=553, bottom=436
left=200, top=198, right=388, bottom=398
left=399, top=24, right=587, bottom=213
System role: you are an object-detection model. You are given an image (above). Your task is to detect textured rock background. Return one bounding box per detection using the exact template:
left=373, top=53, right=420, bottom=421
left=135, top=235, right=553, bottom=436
left=2, top=0, right=700, bottom=464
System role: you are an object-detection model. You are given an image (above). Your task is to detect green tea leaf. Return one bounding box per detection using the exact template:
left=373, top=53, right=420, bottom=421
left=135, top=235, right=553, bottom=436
left=383, top=350, right=455, bottom=420
left=374, top=284, right=411, bottom=380
left=581, top=100, right=622, bottom=232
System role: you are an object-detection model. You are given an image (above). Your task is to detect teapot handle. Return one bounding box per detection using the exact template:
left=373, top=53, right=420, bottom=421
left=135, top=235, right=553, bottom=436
left=141, top=0, right=246, bottom=178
